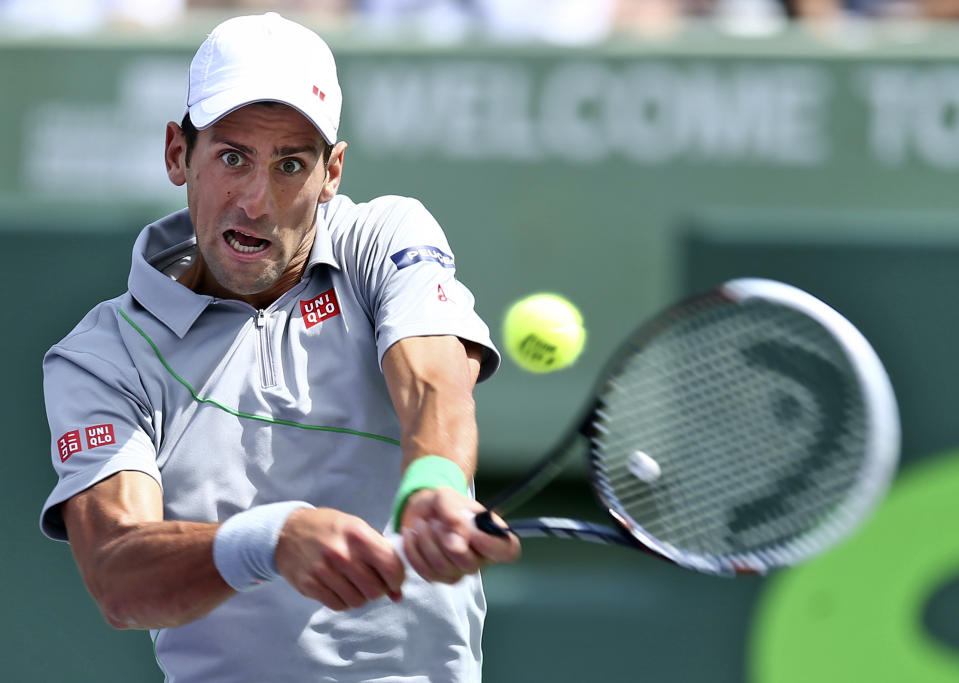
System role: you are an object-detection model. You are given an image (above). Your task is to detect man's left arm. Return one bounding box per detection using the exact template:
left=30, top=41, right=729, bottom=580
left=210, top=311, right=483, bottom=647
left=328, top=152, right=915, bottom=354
left=382, top=335, right=520, bottom=583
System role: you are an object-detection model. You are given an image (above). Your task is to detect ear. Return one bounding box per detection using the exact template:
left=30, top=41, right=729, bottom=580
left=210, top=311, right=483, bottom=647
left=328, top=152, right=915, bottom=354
left=165, top=122, right=188, bottom=187
left=319, top=141, right=348, bottom=203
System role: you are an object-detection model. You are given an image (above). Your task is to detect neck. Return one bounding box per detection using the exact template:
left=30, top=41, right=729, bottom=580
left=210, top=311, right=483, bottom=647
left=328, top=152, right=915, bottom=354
left=176, top=251, right=307, bottom=310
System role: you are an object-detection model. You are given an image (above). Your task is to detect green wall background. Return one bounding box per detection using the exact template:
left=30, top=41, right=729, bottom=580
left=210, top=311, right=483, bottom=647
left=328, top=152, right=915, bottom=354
left=3, top=20, right=958, bottom=682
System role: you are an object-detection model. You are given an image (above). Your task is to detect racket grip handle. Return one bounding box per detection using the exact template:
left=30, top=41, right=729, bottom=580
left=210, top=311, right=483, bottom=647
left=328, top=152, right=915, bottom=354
left=474, top=510, right=510, bottom=537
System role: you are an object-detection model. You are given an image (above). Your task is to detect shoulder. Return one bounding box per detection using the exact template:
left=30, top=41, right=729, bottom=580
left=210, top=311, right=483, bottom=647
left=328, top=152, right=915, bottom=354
left=44, top=294, right=142, bottom=382
left=324, top=194, right=440, bottom=246
left=51, top=295, right=127, bottom=349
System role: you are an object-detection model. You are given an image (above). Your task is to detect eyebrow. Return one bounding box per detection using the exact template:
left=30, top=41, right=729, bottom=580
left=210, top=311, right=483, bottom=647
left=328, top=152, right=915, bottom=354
left=210, top=135, right=320, bottom=159
left=276, top=143, right=321, bottom=158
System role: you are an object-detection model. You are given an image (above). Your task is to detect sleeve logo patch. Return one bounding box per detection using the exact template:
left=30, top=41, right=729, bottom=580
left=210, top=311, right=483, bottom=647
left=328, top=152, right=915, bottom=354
left=300, top=288, right=342, bottom=329
left=391, top=245, right=455, bottom=270
left=86, top=424, right=116, bottom=449
left=57, top=430, right=82, bottom=462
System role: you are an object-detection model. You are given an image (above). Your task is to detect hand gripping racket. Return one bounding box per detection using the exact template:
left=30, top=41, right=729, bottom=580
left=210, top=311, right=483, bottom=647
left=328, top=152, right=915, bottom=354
left=476, top=278, right=900, bottom=576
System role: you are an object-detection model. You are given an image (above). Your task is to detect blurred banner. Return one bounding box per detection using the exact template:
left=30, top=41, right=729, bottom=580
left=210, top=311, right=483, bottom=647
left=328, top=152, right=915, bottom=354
left=3, top=23, right=958, bottom=682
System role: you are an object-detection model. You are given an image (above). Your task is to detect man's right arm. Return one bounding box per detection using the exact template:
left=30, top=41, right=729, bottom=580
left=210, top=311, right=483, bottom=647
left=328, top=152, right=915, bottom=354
left=62, top=470, right=232, bottom=629
left=62, top=470, right=406, bottom=630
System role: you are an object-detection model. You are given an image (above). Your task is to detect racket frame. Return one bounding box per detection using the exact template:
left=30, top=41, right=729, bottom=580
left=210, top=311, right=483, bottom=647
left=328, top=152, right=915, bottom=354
left=480, top=278, right=900, bottom=577
left=588, top=278, right=900, bottom=575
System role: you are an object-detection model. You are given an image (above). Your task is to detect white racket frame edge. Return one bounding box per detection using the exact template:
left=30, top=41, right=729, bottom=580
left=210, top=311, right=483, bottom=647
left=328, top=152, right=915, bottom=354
left=708, top=278, right=902, bottom=572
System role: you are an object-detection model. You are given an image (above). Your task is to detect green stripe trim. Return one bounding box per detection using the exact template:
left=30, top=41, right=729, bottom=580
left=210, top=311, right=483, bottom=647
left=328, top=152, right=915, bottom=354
left=119, top=309, right=401, bottom=446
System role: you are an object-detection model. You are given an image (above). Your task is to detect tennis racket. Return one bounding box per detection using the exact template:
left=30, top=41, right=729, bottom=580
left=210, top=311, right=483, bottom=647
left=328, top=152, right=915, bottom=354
left=476, top=278, right=900, bottom=576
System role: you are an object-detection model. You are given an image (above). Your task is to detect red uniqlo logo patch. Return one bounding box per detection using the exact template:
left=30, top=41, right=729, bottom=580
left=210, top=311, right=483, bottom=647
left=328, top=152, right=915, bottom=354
left=57, top=430, right=82, bottom=462
left=300, top=288, right=341, bottom=329
left=86, top=424, right=116, bottom=449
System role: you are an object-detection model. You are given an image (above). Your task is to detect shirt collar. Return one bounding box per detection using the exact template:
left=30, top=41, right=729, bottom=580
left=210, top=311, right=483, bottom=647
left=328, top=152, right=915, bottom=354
left=308, top=201, right=340, bottom=272
left=128, top=209, right=211, bottom=338
left=128, top=207, right=340, bottom=339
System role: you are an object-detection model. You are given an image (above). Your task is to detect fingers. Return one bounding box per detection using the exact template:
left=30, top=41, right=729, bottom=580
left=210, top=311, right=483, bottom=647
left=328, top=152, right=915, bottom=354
left=299, top=557, right=392, bottom=611
left=466, top=509, right=522, bottom=563
left=275, top=507, right=405, bottom=611
left=351, top=530, right=405, bottom=602
left=401, top=489, right=521, bottom=583
left=402, top=518, right=476, bottom=584
left=323, top=545, right=403, bottom=608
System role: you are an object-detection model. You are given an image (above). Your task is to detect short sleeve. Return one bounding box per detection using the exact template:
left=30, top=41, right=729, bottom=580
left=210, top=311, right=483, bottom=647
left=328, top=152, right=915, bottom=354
left=361, top=198, right=500, bottom=381
left=40, top=318, right=161, bottom=541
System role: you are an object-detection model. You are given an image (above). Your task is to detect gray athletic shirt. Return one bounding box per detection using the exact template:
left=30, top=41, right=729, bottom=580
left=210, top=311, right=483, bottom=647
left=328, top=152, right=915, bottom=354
left=40, top=194, right=500, bottom=683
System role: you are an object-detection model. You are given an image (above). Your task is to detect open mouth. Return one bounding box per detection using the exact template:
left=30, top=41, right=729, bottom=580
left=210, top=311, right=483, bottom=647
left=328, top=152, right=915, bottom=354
left=225, top=229, right=269, bottom=254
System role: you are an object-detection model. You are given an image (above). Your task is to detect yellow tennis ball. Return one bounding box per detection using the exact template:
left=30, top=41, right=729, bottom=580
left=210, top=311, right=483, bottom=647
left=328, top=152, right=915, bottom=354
left=502, top=293, right=586, bottom=373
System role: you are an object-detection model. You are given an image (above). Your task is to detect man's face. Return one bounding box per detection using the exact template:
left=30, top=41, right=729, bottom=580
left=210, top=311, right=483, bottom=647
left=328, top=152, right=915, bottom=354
left=165, top=104, right=344, bottom=308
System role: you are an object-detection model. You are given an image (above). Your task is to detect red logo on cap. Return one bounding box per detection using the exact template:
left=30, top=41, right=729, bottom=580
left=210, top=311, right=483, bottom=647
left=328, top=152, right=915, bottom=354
left=312, top=85, right=326, bottom=101
left=300, top=288, right=341, bottom=329
left=57, top=430, right=82, bottom=462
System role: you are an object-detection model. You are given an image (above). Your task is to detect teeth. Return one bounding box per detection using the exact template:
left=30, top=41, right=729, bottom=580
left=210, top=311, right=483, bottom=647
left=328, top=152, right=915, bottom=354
left=226, top=231, right=267, bottom=254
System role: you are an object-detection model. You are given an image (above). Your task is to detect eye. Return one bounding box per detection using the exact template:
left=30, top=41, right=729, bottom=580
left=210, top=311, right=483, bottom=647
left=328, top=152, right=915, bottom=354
left=279, top=158, right=304, bottom=174
left=219, top=151, right=244, bottom=167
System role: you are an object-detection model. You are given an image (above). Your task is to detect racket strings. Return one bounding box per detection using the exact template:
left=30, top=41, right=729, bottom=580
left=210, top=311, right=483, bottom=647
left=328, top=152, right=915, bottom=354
left=591, top=299, right=870, bottom=569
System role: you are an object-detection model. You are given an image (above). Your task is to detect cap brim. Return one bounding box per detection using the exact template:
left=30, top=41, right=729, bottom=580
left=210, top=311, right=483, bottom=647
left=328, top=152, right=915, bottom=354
left=189, top=85, right=337, bottom=145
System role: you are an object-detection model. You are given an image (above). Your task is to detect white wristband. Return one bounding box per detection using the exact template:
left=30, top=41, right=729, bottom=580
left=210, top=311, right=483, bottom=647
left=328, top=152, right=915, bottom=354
left=213, top=501, right=313, bottom=592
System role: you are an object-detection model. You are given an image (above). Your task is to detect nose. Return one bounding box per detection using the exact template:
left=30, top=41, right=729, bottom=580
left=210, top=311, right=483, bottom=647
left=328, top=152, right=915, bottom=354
left=235, top=167, right=274, bottom=219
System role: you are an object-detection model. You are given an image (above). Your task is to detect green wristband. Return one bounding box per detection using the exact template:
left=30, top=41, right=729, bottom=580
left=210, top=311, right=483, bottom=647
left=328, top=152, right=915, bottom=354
left=392, top=455, right=469, bottom=532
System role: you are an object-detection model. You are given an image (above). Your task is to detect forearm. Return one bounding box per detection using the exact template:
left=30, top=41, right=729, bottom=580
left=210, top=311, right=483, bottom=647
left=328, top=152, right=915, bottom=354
left=399, top=374, right=478, bottom=475
left=383, top=336, right=522, bottom=581
left=62, top=471, right=233, bottom=630
left=383, top=335, right=483, bottom=477
left=76, top=519, right=231, bottom=630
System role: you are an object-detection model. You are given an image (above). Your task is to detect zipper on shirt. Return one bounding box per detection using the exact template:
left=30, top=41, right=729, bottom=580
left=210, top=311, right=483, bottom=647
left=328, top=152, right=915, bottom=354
left=255, top=309, right=277, bottom=388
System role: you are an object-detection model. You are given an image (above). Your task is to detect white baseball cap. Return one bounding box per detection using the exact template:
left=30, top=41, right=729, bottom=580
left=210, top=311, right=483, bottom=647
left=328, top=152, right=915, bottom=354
left=185, top=12, right=342, bottom=144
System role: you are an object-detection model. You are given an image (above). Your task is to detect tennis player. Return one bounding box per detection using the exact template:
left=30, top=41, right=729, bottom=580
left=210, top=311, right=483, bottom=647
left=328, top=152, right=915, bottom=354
left=39, top=12, right=519, bottom=682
